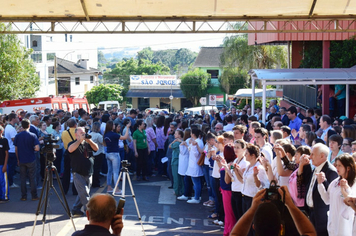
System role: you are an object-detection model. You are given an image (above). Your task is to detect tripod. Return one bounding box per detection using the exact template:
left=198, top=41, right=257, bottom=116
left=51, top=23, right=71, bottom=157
left=113, top=162, right=146, bottom=236
left=32, top=160, right=76, bottom=236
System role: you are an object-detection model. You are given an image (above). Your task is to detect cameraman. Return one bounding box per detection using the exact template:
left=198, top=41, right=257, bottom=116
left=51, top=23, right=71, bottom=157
left=230, top=186, right=316, bottom=236
left=68, top=127, right=98, bottom=217
left=72, top=193, right=124, bottom=236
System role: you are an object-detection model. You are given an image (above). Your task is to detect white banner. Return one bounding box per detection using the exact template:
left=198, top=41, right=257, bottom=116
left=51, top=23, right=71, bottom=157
left=209, top=95, right=216, bottom=105
left=130, top=75, right=178, bottom=86
left=199, top=97, right=206, bottom=105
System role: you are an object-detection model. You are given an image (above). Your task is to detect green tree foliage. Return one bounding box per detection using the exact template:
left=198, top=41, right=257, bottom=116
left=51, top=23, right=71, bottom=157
left=137, top=47, right=197, bottom=73
left=300, top=38, right=356, bottom=68
left=219, top=33, right=287, bottom=93
left=137, top=47, right=154, bottom=61
left=219, top=68, right=248, bottom=94
left=330, top=37, right=356, bottom=68
left=221, top=34, right=287, bottom=70
left=0, top=23, right=40, bottom=100
left=103, top=58, right=170, bottom=100
left=299, top=42, right=323, bottom=68
left=85, top=84, right=124, bottom=106
left=180, top=69, right=211, bottom=106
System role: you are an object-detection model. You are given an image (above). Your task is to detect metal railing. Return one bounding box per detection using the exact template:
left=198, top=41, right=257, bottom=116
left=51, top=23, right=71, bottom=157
left=283, top=85, right=317, bottom=109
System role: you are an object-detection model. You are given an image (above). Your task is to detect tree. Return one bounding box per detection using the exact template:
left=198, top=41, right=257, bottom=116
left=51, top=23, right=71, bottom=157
left=220, top=33, right=287, bottom=92
left=219, top=68, right=248, bottom=94
left=137, top=47, right=153, bottom=61
left=0, top=23, right=40, bottom=100
left=85, top=84, right=124, bottom=106
left=180, top=69, right=211, bottom=106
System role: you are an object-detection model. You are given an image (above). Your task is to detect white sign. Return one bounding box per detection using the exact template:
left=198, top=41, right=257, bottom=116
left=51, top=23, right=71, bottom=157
left=199, top=97, right=206, bottom=105
left=130, top=75, right=178, bottom=86
left=209, top=95, right=216, bottom=105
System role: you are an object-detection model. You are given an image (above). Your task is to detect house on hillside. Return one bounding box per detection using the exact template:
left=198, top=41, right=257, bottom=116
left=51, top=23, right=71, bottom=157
left=48, top=59, right=100, bottom=97
left=194, top=47, right=227, bottom=105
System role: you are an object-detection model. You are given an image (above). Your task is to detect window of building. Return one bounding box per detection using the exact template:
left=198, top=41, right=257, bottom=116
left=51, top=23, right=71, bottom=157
left=90, top=76, right=94, bottom=83
left=77, top=54, right=82, bottom=60
left=207, top=70, right=219, bottom=78
left=75, top=77, right=80, bottom=85
left=31, top=54, right=42, bottom=63
left=47, top=53, right=55, bottom=61
left=58, top=78, right=71, bottom=94
left=32, top=40, right=37, bottom=47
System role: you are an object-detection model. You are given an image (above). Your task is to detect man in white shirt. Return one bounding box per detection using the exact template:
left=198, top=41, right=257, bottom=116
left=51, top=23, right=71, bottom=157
left=254, top=128, right=272, bottom=164
left=319, top=115, right=332, bottom=141
left=223, top=115, right=234, bottom=132
left=4, top=113, right=19, bottom=188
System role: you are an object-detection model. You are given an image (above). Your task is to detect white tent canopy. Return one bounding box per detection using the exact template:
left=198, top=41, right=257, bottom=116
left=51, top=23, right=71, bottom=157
left=235, top=88, right=277, bottom=98
left=248, top=68, right=356, bottom=123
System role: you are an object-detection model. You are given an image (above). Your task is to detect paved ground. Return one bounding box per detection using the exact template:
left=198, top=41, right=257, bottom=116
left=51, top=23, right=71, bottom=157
left=0, top=172, right=223, bottom=236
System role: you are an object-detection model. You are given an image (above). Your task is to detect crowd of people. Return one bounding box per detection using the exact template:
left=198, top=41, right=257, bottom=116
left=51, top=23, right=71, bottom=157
left=1, top=102, right=356, bottom=236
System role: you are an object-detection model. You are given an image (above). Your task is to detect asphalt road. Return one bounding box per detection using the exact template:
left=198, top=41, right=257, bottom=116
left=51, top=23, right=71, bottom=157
left=0, top=173, right=224, bottom=236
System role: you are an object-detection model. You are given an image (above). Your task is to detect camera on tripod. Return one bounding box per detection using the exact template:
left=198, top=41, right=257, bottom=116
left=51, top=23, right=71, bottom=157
left=121, top=160, right=131, bottom=168
left=41, top=134, right=60, bottom=162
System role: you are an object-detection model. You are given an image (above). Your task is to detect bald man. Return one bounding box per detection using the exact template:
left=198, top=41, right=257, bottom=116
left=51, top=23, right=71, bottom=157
left=72, top=194, right=124, bottom=236
left=299, top=143, right=338, bottom=236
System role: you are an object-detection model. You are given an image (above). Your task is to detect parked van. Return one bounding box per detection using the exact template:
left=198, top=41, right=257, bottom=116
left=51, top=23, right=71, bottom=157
left=98, top=101, right=120, bottom=111
left=184, top=106, right=218, bottom=116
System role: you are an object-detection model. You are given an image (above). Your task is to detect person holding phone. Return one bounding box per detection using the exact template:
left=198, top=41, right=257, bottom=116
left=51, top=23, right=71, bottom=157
left=72, top=193, right=124, bottom=236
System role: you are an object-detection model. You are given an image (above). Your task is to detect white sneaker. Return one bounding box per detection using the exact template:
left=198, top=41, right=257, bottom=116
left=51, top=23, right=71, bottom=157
left=10, top=183, right=19, bottom=188
left=177, top=195, right=188, bottom=201
left=187, top=199, right=200, bottom=204
left=213, top=219, right=219, bottom=225
left=218, top=221, right=224, bottom=226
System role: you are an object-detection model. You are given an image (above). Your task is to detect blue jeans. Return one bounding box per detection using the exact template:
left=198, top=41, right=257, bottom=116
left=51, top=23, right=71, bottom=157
left=183, top=175, right=192, bottom=197
left=0, top=165, right=9, bottom=200
left=202, top=165, right=213, bottom=200
left=191, top=176, right=202, bottom=200
left=7, top=153, right=17, bottom=186
left=106, top=152, right=120, bottom=187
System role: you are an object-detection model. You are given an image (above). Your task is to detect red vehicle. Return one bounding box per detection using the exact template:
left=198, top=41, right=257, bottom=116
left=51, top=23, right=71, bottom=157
left=0, top=96, right=89, bottom=115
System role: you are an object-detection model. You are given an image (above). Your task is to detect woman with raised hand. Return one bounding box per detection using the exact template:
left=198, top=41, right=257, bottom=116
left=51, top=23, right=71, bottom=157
left=226, top=139, right=248, bottom=222
left=219, top=144, right=237, bottom=236
left=239, top=143, right=269, bottom=236
left=177, top=128, right=192, bottom=200
left=317, top=153, right=356, bottom=236
left=184, top=128, right=204, bottom=204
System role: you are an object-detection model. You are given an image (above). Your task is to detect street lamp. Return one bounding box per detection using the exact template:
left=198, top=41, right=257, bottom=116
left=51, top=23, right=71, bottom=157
left=169, top=82, right=173, bottom=113
left=54, top=51, right=75, bottom=96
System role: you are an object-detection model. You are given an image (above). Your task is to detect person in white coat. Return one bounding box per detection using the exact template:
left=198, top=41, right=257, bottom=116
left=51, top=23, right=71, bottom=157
left=317, top=153, right=356, bottom=236
left=184, top=128, right=204, bottom=204
left=177, top=129, right=191, bottom=200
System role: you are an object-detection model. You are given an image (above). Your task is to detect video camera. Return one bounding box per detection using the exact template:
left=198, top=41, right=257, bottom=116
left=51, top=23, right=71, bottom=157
left=121, top=160, right=131, bottom=168
left=41, top=134, right=59, bottom=162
